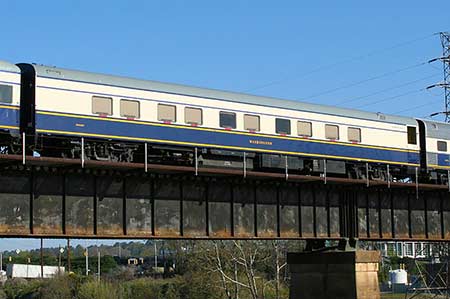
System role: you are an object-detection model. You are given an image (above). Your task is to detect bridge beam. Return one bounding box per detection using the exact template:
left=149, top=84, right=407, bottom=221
left=0, top=166, right=448, bottom=240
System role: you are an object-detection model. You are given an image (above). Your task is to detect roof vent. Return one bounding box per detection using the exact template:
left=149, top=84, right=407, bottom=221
left=376, top=112, right=386, bottom=120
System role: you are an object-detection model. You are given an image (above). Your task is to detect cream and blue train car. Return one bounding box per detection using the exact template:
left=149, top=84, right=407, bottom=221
left=16, top=63, right=421, bottom=177
left=421, top=120, right=450, bottom=182
left=0, top=60, right=21, bottom=144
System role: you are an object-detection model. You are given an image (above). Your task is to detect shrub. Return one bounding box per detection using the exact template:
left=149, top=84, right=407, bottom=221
left=2, top=278, right=42, bottom=299
left=40, top=275, right=73, bottom=299
left=163, top=283, right=179, bottom=299
left=122, top=278, right=162, bottom=299
left=122, top=277, right=188, bottom=299
left=179, top=273, right=222, bottom=299
left=78, top=280, right=123, bottom=299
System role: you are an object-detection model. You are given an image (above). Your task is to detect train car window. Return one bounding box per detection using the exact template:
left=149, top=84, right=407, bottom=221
left=244, top=114, right=260, bottom=131
left=0, top=84, right=12, bottom=103
left=276, top=118, right=291, bottom=135
left=158, top=104, right=176, bottom=122
left=185, top=107, right=202, bottom=125
left=325, top=124, right=339, bottom=140
left=407, top=126, right=417, bottom=145
left=92, top=96, right=112, bottom=115
left=297, top=121, right=312, bottom=137
left=120, top=99, right=140, bottom=119
left=438, top=141, right=447, bottom=152
left=348, top=127, right=361, bottom=142
left=220, top=111, right=236, bottom=129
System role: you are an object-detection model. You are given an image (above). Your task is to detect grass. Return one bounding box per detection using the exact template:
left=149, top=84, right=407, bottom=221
left=381, top=294, right=405, bottom=299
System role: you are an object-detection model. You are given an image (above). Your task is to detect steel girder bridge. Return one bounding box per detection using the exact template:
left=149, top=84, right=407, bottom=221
left=0, top=154, right=449, bottom=241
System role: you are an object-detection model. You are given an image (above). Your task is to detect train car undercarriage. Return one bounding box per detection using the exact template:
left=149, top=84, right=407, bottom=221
left=0, top=131, right=444, bottom=185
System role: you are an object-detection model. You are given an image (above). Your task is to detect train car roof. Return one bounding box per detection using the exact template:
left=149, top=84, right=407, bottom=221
left=0, top=60, right=21, bottom=74
left=421, top=119, right=450, bottom=139
left=29, top=63, right=418, bottom=126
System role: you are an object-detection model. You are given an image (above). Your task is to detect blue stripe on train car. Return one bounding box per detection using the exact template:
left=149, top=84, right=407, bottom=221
left=438, top=153, right=450, bottom=167
left=0, top=106, right=20, bottom=130
left=36, top=112, right=420, bottom=165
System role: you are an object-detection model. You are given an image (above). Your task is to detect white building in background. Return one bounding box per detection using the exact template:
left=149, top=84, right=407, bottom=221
left=6, top=264, right=65, bottom=279
left=379, top=242, right=433, bottom=258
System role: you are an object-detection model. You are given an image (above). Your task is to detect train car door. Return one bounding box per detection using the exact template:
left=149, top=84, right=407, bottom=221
left=406, top=124, right=420, bottom=165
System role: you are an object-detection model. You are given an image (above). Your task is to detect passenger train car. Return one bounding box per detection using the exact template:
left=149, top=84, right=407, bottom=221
left=0, top=61, right=21, bottom=146
left=421, top=119, right=450, bottom=182
left=0, top=59, right=449, bottom=183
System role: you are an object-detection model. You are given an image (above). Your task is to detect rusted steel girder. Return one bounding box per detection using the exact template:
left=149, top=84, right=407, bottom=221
left=0, top=156, right=448, bottom=240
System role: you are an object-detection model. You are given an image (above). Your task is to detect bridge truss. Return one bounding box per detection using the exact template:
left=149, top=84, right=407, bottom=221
left=0, top=154, right=449, bottom=241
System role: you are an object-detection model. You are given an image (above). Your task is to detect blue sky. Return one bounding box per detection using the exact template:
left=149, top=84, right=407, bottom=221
left=0, top=1, right=449, bottom=250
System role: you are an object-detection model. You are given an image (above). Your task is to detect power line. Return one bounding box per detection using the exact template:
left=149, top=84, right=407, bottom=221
left=243, top=33, right=436, bottom=93
left=352, top=88, right=426, bottom=109
left=393, top=98, right=442, bottom=114
left=334, top=73, right=440, bottom=106
left=394, top=88, right=442, bottom=114
left=304, top=61, right=428, bottom=100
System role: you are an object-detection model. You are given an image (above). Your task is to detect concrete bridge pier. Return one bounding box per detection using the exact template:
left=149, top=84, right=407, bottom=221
left=287, top=250, right=380, bottom=299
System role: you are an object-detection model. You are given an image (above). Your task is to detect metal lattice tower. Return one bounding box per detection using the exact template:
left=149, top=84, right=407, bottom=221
left=428, top=32, right=450, bottom=121
left=441, top=32, right=450, bottom=122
